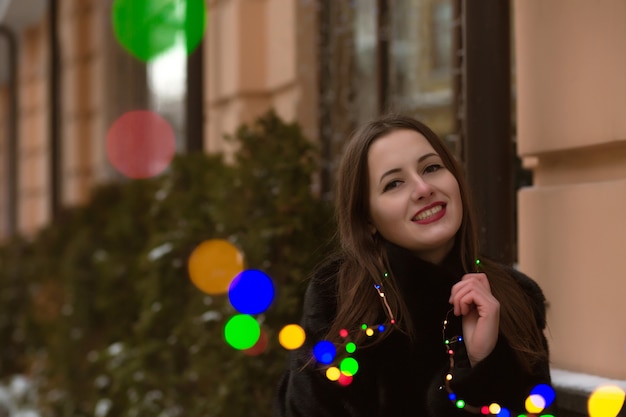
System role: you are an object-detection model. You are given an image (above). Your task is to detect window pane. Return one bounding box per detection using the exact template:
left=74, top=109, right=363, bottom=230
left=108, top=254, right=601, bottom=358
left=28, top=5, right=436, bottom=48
left=148, top=41, right=187, bottom=154
left=389, top=0, right=455, bottom=140
left=432, top=1, right=453, bottom=73
left=353, top=0, right=378, bottom=125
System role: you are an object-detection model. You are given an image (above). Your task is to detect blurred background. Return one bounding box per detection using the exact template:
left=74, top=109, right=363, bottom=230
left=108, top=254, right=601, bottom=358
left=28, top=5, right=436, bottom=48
left=0, top=0, right=625, bottom=416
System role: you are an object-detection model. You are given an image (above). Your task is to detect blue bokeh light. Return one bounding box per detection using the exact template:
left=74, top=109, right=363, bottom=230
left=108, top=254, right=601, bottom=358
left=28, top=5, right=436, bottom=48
left=313, top=340, right=336, bottom=365
left=228, top=269, right=275, bottom=314
left=497, top=408, right=510, bottom=417
left=531, top=383, right=556, bottom=409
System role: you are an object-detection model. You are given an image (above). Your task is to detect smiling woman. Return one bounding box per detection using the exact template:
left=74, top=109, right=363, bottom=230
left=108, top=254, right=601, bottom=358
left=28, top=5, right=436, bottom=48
left=367, top=129, right=462, bottom=264
left=274, top=114, right=553, bottom=417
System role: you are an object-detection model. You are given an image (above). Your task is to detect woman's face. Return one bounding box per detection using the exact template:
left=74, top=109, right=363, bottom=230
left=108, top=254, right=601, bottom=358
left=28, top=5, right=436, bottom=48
left=367, top=129, right=463, bottom=264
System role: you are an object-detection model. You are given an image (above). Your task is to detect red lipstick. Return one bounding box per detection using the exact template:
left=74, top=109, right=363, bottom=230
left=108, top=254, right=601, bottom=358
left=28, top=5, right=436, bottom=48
left=412, top=202, right=446, bottom=224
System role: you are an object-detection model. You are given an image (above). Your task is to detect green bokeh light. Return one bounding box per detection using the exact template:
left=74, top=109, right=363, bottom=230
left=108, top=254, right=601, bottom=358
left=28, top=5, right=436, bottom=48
left=112, top=0, right=207, bottom=62
left=339, top=357, right=359, bottom=376
left=224, top=314, right=260, bottom=350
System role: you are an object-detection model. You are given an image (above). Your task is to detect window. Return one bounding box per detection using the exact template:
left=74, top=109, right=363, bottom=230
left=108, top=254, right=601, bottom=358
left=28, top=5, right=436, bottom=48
left=347, top=0, right=458, bottom=134
left=148, top=42, right=188, bottom=154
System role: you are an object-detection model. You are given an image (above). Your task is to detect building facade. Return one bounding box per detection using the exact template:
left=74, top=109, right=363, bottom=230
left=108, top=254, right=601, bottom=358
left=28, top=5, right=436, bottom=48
left=0, top=0, right=625, bottom=411
left=515, top=0, right=626, bottom=381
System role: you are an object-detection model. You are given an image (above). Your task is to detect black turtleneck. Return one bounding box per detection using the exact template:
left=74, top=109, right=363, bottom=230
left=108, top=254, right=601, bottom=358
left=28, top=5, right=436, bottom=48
left=274, top=244, right=551, bottom=417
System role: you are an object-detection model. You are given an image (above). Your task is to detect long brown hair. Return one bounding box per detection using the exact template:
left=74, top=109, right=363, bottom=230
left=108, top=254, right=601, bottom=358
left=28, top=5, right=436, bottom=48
left=326, top=114, right=547, bottom=373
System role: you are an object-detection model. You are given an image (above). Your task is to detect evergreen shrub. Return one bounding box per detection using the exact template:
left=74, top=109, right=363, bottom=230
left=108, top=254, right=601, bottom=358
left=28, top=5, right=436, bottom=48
left=0, top=110, right=335, bottom=417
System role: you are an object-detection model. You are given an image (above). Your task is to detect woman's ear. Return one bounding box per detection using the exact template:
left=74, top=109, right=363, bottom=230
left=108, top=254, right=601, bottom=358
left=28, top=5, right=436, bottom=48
left=369, top=223, right=377, bottom=236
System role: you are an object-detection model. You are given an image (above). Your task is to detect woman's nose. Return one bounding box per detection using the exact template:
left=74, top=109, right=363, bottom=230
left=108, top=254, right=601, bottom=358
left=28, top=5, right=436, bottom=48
left=411, top=177, right=435, bottom=201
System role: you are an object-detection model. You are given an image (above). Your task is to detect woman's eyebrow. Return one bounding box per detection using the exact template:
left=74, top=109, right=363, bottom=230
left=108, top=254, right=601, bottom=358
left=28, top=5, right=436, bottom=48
left=379, top=168, right=402, bottom=184
left=378, top=153, right=439, bottom=184
left=418, top=153, right=438, bottom=163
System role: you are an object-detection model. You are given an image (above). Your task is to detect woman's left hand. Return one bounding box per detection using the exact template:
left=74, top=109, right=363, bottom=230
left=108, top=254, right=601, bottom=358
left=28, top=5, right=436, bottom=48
left=448, top=273, right=500, bottom=366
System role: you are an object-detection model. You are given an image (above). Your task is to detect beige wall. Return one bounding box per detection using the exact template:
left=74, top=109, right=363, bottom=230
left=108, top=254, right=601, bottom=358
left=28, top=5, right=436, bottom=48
left=205, top=0, right=318, bottom=156
left=0, top=87, right=8, bottom=239
left=18, top=19, right=51, bottom=236
left=515, top=0, right=626, bottom=379
left=58, top=0, right=108, bottom=206
left=11, top=1, right=105, bottom=236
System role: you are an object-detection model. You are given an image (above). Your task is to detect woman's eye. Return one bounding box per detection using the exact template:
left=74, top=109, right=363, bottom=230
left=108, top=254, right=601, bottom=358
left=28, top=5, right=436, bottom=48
left=383, top=180, right=402, bottom=192
left=424, top=164, right=443, bottom=174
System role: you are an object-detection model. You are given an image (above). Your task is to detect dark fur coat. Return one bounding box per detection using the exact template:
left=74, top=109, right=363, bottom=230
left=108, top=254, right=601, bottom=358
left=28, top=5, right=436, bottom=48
left=274, top=243, right=551, bottom=416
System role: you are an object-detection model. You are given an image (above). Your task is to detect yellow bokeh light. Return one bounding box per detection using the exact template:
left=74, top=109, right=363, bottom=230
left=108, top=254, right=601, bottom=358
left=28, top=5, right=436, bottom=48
left=279, top=324, right=306, bottom=350
left=526, top=394, right=546, bottom=413
left=326, top=367, right=340, bottom=381
left=588, top=385, right=626, bottom=417
left=187, top=239, right=244, bottom=295
left=488, top=403, right=501, bottom=414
